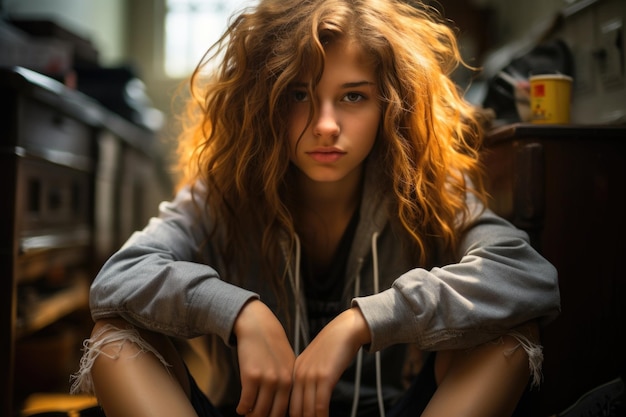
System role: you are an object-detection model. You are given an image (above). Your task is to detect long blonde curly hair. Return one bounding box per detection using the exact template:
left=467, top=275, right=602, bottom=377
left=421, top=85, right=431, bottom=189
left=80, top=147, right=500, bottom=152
left=175, top=0, right=487, bottom=292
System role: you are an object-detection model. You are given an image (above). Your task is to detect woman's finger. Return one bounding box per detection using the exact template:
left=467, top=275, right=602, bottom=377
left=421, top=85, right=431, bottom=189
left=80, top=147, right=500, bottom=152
left=236, top=379, right=259, bottom=416
left=289, top=379, right=304, bottom=417
left=268, top=378, right=291, bottom=417
left=303, top=379, right=317, bottom=417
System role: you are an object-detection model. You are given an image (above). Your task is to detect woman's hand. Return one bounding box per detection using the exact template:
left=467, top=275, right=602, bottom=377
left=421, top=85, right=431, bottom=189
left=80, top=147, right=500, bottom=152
left=234, top=300, right=296, bottom=417
left=289, top=307, right=371, bottom=417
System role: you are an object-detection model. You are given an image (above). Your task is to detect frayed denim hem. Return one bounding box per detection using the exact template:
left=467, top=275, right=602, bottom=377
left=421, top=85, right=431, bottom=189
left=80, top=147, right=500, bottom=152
left=504, top=330, right=544, bottom=388
left=70, top=324, right=172, bottom=396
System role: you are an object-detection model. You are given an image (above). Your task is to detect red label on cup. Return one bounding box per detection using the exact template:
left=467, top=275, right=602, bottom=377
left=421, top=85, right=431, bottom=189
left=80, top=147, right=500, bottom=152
left=533, top=83, right=545, bottom=97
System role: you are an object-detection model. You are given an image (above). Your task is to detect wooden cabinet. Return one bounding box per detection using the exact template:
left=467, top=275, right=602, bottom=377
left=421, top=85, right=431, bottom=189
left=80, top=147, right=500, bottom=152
left=0, top=67, right=171, bottom=416
left=482, top=123, right=626, bottom=415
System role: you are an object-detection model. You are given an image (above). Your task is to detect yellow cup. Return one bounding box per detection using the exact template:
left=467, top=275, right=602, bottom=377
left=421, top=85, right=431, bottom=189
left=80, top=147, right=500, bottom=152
left=529, top=74, right=573, bottom=124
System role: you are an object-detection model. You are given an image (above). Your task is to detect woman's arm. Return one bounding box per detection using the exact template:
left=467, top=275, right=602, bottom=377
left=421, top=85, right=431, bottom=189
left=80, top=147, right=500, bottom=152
left=353, top=193, right=560, bottom=353
left=89, top=184, right=259, bottom=343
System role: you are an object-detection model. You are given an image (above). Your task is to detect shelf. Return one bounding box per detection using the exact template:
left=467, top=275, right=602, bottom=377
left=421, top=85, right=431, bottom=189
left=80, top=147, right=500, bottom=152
left=16, top=275, right=89, bottom=339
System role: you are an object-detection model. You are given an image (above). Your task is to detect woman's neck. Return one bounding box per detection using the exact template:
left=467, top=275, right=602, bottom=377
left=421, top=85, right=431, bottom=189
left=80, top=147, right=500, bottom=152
left=290, top=167, right=363, bottom=270
left=293, top=166, right=363, bottom=219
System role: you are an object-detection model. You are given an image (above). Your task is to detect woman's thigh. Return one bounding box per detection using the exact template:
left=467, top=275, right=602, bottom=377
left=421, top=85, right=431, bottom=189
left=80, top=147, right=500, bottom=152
left=78, top=318, right=198, bottom=417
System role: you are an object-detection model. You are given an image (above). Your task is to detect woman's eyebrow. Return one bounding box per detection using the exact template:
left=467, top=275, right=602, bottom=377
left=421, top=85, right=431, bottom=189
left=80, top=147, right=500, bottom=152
left=290, top=81, right=375, bottom=88
left=341, top=81, right=375, bottom=88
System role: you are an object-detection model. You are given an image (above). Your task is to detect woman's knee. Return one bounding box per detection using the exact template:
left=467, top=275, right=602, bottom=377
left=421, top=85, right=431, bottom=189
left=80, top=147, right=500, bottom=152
left=72, top=317, right=191, bottom=398
left=425, top=322, right=542, bottom=417
left=89, top=318, right=180, bottom=365
left=434, top=321, right=541, bottom=386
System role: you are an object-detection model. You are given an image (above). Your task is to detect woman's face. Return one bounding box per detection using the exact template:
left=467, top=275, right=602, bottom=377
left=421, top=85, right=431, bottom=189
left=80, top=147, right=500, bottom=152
left=287, top=39, right=381, bottom=185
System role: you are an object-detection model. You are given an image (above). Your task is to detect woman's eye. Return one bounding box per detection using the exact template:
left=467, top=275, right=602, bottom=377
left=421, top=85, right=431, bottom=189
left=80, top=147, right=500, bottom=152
left=343, top=92, right=365, bottom=103
left=292, top=90, right=309, bottom=102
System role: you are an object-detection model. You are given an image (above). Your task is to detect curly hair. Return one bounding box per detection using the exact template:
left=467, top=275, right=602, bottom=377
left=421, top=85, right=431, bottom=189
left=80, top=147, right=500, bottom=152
left=175, top=0, right=487, bottom=293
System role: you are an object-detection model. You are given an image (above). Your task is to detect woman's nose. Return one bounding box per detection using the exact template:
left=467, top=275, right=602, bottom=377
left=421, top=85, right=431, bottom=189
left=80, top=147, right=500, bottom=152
left=313, top=102, right=340, bottom=138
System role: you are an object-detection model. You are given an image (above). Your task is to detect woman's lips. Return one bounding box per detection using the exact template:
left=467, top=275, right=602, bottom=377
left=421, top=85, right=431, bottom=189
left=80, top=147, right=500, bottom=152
left=306, top=148, right=346, bottom=163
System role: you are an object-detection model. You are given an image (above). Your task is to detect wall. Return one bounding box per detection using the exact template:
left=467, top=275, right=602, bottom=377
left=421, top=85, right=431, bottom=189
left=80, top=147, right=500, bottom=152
left=556, top=0, right=626, bottom=123
left=479, top=0, right=565, bottom=45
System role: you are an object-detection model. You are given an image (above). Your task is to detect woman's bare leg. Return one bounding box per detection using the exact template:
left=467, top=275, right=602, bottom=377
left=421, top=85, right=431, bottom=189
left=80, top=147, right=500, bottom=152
left=84, top=318, right=198, bottom=417
left=423, top=322, right=540, bottom=417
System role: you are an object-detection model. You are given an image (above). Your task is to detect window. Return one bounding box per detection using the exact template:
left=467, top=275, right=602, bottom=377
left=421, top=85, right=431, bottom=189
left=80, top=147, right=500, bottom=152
left=164, top=0, right=257, bottom=78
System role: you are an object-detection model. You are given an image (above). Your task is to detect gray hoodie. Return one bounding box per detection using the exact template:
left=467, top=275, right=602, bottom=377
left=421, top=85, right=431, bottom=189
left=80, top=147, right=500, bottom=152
left=87, top=170, right=560, bottom=413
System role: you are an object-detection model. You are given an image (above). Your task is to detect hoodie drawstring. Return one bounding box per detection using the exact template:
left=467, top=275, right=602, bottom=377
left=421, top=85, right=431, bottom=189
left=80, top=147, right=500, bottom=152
left=371, top=232, right=386, bottom=417
left=350, top=259, right=364, bottom=417
left=290, top=232, right=385, bottom=417
left=288, top=234, right=309, bottom=355
left=293, top=234, right=302, bottom=355
left=350, top=232, right=385, bottom=417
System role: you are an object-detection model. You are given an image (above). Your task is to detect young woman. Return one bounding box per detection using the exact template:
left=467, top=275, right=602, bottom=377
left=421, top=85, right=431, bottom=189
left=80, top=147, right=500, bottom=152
left=71, top=1, right=560, bottom=416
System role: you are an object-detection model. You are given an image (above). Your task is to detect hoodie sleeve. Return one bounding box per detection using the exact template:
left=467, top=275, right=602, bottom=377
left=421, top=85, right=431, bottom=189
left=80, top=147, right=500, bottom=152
left=89, top=185, right=259, bottom=344
left=352, top=192, right=561, bottom=353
